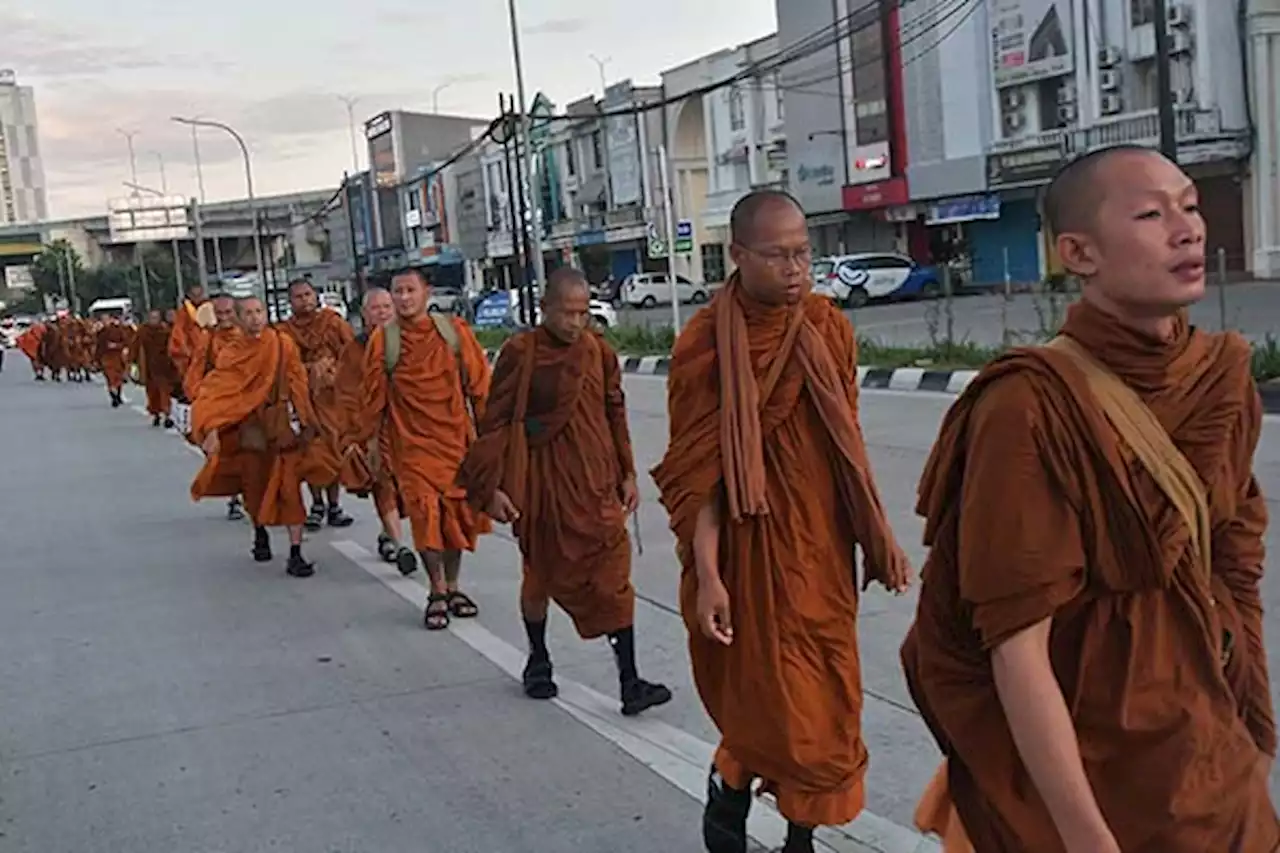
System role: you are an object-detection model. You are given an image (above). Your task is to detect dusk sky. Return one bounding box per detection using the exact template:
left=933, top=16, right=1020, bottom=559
left=6, top=0, right=776, bottom=219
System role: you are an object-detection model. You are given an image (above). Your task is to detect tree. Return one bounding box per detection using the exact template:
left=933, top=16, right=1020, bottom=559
left=31, top=239, right=84, bottom=311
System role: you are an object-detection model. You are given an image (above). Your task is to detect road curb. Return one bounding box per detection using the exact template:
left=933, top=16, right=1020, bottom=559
left=484, top=349, right=981, bottom=395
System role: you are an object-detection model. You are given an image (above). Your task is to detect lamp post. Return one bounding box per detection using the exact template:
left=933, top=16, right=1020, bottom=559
left=171, top=116, right=266, bottom=296
left=338, top=95, right=360, bottom=172
left=505, top=0, right=546, bottom=291
left=117, top=129, right=140, bottom=195
left=432, top=80, right=453, bottom=114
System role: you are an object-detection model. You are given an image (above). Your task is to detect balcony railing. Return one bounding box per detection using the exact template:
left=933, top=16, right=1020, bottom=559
left=989, top=106, right=1244, bottom=157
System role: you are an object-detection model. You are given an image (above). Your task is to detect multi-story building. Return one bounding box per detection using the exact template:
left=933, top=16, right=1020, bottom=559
left=361, top=109, right=489, bottom=276
left=663, top=34, right=788, bottom=285
left=903, top=0, right=1253, bottom=285
left=0, top=70, right=48, bottom=225
left=777, top=0, right=915, bottom=257
left=1248, top=0, right=1280, bottom=277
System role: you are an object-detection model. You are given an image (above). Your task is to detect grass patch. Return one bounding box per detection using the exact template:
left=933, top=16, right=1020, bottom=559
left=856, top=339, right=1000, bottom=370
left=1252, top=335, right=1280, bottom=383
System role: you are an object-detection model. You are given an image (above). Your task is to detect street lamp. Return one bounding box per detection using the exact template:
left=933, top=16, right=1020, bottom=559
left=338, top=95, right=360, bottom=172
left=117, top=129, right=140, bottom=194
left=171, top=116, right=266, bottom=296
left=505, top=0, right=546, bottom=291
left=432, top=80, right=453, bottom=114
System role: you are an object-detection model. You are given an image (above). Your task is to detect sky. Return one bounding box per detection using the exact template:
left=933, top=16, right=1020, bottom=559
left=4, top=0, right=777, bottom=219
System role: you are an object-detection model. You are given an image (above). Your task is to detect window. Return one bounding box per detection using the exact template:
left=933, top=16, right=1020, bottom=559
left=774, top=74, right=785, bottom=121
left=702, top=243, right=727, bottom=283
left=1130, top=0, right=1156, bottom=26
left=849, top=18, right=889, bottom=145
left=565, top=140, right=577, bottom=176
left=729, top=87, right=745, bottom=131
left=591, top=130, right=603, bottom=169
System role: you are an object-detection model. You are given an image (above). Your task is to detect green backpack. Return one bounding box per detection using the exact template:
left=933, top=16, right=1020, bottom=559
left=382, top=314, right=472, bottom=421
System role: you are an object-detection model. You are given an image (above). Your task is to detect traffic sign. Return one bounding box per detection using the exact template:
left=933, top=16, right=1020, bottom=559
left=647, top=238, right=667, bottom=259
left=675, top=219, right=694, bottom=254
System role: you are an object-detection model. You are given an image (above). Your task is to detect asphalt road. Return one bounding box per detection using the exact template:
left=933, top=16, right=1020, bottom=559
left=616, top=280, right=1280, bottom=348
left=5, top=359, right=1280, bottom=852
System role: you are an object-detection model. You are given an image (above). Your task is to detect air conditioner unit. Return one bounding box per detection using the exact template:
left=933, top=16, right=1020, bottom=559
left=1003, top=111, right=1026, bottom=132
left=1173, top=87, right=1196, bottom=106
left=1058, top=103, right=1078, bottom=123
left=1002, top=89, right=1026, bottom=110
left=1167, top=3, right=1190, bottom=26
left=1101, top=93, right=1124, bottom=114
left=1170, top=30, right=1193, bottom=53
left=1057, top=81, right=1077, bottom=104
left=1100, top=69, right=1121, bottom=91
left=1098, top=46, right=1123, bottom=68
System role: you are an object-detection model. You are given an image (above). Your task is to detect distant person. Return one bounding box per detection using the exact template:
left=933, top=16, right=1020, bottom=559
left=169, top=283, right=210, bottom=401
left=132, top=309, right=177, bottom=427
left=94, top=314, right=131, bottom=407
left=185, top=293, right=246, bottom=522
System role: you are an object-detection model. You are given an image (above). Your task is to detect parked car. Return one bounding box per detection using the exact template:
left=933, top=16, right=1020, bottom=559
left=427, top=287, right=463, bottom=314
left=619, top=272, right=710, bottom=309
left=811, top=253, right=941, bottom=308
left=475, top=289, right=618, bottom=330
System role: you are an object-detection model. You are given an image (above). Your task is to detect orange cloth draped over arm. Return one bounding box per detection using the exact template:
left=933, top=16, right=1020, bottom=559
left=17, top=324, right=45, bottom=362
left=652, top=283, right=906, bottom=829
left=190, top=330, right=315, bottom=527
left=183, top=328, right=240, bottom=400
left=358, top=316, right=492, bottom=553
left=460, top=329, right=635, bottom=638
left=901, top=302, right=1277, bottom=853
left=279, top=310, right=355, bottom=487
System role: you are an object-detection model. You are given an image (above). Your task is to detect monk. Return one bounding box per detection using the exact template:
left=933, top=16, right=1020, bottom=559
left=901, top=146, right=1278, bottom=853
left=276, top=278, right=356, bottom=530
left=169, top=282, right=209, bottom=400
left=132, top=309, right=176, bottom=427
left=190, top=296, right=317, bottom=578
left=356, top=267, right=492, bottom=630
left=186, top=293, right=247, bottom=521
left=336, top=287, right=417, bottom=575
left=40, top=316, right=68, bottom=382
left=16, top=321, right=47, bottom=379
left=652, top=189, right=912, bottom=853
left=94, top=314, right=131, bottom=407
left=459, top=267, right=673, bottom=715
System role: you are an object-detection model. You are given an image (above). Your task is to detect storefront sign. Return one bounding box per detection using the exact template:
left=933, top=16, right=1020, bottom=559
left=365, top=112, right=392, bottom=139
left=992, top=0, right=1075, bottom=87
left=796, top=163, right=837, bottom=187
left=842, top=176, right=909, bottom=211
left=927, top=194, right=1001, bottom=225
left=986, top=146, right=1064, bottom=187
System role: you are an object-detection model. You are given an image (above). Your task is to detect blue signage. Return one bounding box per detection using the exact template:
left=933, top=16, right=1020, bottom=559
left=574, top=229, right=607, bottom=247
left=926, top=195, right=1001, bottom=226
left=676, top=219, right=693, bottom=239
left=474, top=291, right=514, bottom=328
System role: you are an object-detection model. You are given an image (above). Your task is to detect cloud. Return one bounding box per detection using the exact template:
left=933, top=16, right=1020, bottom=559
left=524, top=17, right=589, bottom=35
left=0, top=10, right=225, bottom=79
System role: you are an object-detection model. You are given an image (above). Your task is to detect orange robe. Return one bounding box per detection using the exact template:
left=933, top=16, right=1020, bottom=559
left=183, top=327, right=241, bottom=401
left=901, top=300, right=1278, bottom=853
left=335, top=333, right=400, bottom=519
left=277, top=309, right=354, bottom=489
left=358, top=314, right=492, bottom=553
left=190, top=328, right=315, bottom=528
left=132, top=323, right=177, bottom=416
left=95, top=325, right=131, bottom=392
left=168, top=300, right=204, bottom=385
left=40, top=322, right=69, bottom=373
left=17, top=324, right=46, bottom=373
left=460, top=328, right=636, bottom=639
left=651, top=281, right=908, bottom=828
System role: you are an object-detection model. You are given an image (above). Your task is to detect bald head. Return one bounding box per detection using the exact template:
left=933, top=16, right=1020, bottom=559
left=212, top=294, right=237, bottom=330
left=236, top=296, right=268, bottom=337
left=1041, top=144, right=1156, bottom=238
left=361, top=287, right=395, bottom=329
left=730, top=189, right=804, bottom=247
left=544, top=267, right=590, bottom=305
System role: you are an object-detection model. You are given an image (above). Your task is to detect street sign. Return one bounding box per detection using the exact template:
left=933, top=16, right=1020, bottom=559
left=647, top=238, right=667, bottom=259
left=107, top=195, right=191, bottom=243
left=675, top=219, right=694, bottom=254
left=474, top=291, right=514, bottom=328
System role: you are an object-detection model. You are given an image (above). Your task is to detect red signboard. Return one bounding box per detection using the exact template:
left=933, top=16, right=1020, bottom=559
left=842, top=177, right=909, bottom=211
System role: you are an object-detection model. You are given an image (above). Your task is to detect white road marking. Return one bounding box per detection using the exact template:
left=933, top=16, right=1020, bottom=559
left=331, top=538, right=939, bottom=853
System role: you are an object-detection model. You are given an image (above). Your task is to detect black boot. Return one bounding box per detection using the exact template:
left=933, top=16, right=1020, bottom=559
left=522, top=618, right=558, bottom=699
left=252, top=526, right=272, bottom=562
left=782, top=823, right=815, bottom=853
left=703, top=765, right=751, bottom=853
left=326, top=504, right=354, bottom=528
left=609, top=626, right=672, bottom=716
left=304, top=503, right=325, bottom=531
left=286, top=544, right=315, bottom=578
left=227, top=497, right=245, bottom=521
left=152, top=414, right=161, bottom=427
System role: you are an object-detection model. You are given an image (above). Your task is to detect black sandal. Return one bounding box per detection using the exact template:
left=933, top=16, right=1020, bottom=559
left=423, top=593, right=450, bottom=631
left=447, top=591, right=479, bottom=619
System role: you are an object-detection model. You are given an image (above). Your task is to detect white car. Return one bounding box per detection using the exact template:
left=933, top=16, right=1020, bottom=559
left=619, top=272, right=710, bottom=309
left=811, top=253, right=941, bottom=308
left=504, top=290, right=617, bottom=329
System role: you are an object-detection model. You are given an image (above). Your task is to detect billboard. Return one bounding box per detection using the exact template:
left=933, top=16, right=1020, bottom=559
left=992, top=0, right=1074, bottom=87
left=107, top=196, right=191, bottom=243
left=604, top=83, right=643, bottom=207
left=4, top=264, right=33, bottom=290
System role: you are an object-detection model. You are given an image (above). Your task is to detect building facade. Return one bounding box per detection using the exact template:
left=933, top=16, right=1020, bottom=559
left=0, top=70, right=48, bottom=225
left=1248, top=0, right=1280, bottom=277
left=902, top=0, right=1254, bottom=285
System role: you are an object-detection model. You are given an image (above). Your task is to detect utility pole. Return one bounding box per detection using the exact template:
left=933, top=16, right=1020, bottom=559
left=506, top=0, right=546, bottom=292
left=339, top=96, right=360, bottom=172
left=1153, top=0, right=1177, bottom=161
left=342, top=172, right=363, bottom=301
left=500, top=94, right=526, bottom=308
left=156, top=152, right=184, bottom=298
left=590, top=54, right=615, bottom=212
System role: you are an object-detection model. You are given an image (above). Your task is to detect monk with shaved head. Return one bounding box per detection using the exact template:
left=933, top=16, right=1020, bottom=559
left=336, top=286, right=417, bottom=575
left=190, top=295, right=318, bottom=577
left=904, top=145, right=1277, bottom=852
left=653, top=189, right=912, bottom=853
left=184, top=292, right=246, bottom=520
left=460, top=266, right=672, bottom=716
left=132, top=308, right=177, bottom=428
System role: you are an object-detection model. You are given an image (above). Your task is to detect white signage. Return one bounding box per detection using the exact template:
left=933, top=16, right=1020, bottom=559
left=604, top=84, right=643, bottom=207
left=4, top=264, right=34, bottom=290
left=107, top=196, right=192, bottom=243
left=992, top=0, right=1075, bottom=87
left=366, top=112, right=392, bottom=140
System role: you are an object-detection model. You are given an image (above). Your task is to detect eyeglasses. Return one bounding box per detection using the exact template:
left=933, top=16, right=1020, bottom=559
left=740, top=244, right=813, bottom=267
